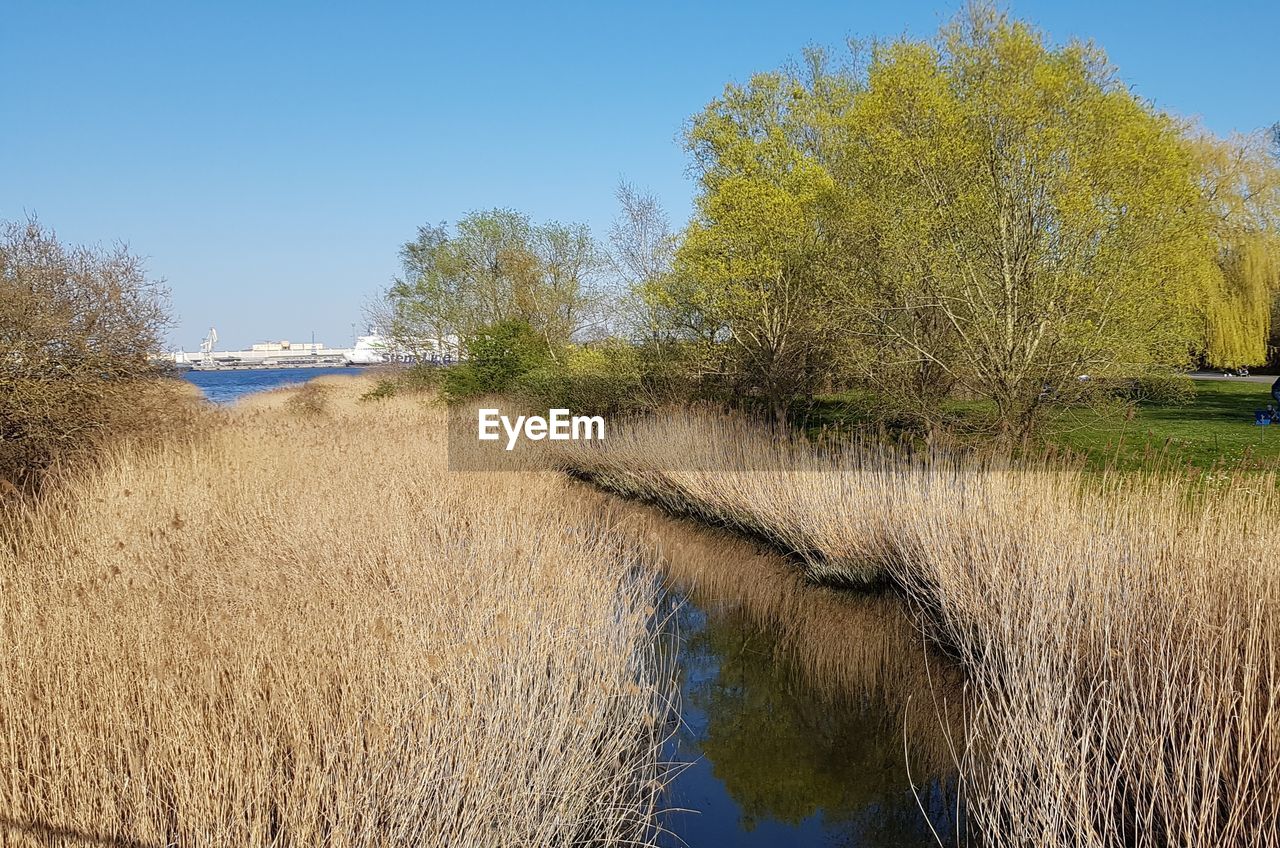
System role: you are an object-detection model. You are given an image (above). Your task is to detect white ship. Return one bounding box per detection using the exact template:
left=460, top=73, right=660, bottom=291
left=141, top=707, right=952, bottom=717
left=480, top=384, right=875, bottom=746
left=343, top=332, right=459, bottom=365
left=343, top=335, right=391, bottom=365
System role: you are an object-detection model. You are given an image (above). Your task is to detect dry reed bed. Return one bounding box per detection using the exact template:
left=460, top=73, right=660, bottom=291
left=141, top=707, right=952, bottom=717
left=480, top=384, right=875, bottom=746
left=555, top=409, right=1280, bottom=848
left=0, top=378, right=672, bottom=847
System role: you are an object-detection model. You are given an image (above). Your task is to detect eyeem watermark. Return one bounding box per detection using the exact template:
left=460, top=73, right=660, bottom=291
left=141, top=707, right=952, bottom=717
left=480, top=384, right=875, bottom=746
left=477, top=408, right=605, bottom=450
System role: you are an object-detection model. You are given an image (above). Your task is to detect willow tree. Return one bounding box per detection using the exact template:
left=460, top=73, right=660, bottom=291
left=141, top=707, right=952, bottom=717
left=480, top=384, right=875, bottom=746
left=670, top=54, right=858, bottom=424
left=1192, top=130, right=1280, bottom=367
left=835, top=7, right=1219, bottom=436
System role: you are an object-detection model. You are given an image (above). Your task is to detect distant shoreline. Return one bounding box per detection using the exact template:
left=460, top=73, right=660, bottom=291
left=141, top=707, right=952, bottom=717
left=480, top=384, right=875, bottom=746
left=178, top=360, right=361, bottom=372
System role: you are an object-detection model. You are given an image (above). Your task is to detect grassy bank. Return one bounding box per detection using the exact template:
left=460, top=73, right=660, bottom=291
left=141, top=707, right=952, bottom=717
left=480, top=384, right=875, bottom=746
left=809, top=378, right=1280, bottom=472
left=1050, top=378, right=1280, bottom=470
left=0, top=377, right=672, bottom=846
left=554, top=408, right=1280, bottom=847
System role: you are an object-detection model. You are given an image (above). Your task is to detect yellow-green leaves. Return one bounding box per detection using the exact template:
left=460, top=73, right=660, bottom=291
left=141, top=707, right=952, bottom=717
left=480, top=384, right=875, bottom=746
left=1192, top=132, right=1280, bottom=367
left=673, top=63, right=854, bottom=421
left=832, top=7, right=1230, bottom=430
left=668, top=5, right=1280, bottom=433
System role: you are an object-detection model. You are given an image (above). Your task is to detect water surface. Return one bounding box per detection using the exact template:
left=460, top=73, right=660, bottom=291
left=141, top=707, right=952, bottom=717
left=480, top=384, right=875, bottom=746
left=659, top=597, right=961, bottom=847
left=603, top=497, right=966, bottom=847
left=182, top=367, right=355, bottom=404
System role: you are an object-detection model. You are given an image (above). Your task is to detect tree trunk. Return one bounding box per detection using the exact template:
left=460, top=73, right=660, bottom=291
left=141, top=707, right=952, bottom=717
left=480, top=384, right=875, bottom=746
left=769, top=390, right=790, bottom=432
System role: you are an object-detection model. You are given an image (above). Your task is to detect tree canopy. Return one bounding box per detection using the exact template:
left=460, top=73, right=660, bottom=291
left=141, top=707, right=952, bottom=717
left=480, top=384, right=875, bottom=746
left=659, top=55, right=856, bottom=423
left=1193, top=130, right=1280, bottom=367
left=834, top=8, right=1226, bottom=432
left=388, top=7, right=1280, bottom=436
left=386, top=209, right=604, bottom=360
left=664, top=6, right=1280, bottom=433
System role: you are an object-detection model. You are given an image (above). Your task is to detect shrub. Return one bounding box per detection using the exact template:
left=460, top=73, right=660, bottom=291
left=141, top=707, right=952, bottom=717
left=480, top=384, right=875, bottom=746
left=442, top=320, right=550, bottom=401
left=286, top=382, right=329, bottom=416
left=515, top=341, right=646, bottom=416
left=1117, top=372, right=1198, bottom=406
left=400, top=362, right=442, bottom=392
left=360, top=378, right=400, bottom=402
left=632, top=340, right=706, bottom=405
left=358, top=365, right=442, bottom=402
left=0, top=218, right=173, bottom=487
left=439, top=323, right=675, bottom=415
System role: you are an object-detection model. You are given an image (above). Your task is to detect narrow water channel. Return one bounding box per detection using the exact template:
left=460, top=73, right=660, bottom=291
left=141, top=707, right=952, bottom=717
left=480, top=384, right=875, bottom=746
left=185, top=373, right=967, bottom=843
left=598, top=492, right=966, bottom=847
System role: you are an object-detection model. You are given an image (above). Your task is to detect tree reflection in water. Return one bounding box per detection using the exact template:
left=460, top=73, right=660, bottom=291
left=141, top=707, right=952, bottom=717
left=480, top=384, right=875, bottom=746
left=663, top=601, right=960, bottom=846
left=593, top=491, right=963, bottom=847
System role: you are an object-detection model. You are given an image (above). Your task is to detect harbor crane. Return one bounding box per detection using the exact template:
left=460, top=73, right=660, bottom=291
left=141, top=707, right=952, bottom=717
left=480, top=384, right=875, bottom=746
left=200, top=327, right=218, bottom=365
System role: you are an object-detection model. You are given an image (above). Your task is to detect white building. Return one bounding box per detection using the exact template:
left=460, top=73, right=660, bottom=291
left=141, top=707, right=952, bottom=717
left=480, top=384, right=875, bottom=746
left=167, top=331, right=457, bottom=369
left=171, top=338, right=348, bottom=368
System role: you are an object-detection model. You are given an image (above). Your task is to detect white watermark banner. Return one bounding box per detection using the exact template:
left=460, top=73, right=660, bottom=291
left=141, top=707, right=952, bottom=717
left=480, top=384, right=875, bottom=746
left=477, top=408, right=605, bottom=450
left=447, top=404, right=609, bottom=470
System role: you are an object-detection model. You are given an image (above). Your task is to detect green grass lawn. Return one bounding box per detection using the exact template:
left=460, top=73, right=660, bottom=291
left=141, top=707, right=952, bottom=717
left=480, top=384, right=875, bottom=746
left=1048, top=379, right=1280, bottom=472
left=807, top=379, right=1280, bottom=472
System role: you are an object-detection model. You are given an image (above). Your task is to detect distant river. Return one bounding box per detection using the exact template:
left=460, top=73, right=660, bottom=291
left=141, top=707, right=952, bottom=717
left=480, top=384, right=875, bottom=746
left=182, top=367, right=355, bottom=404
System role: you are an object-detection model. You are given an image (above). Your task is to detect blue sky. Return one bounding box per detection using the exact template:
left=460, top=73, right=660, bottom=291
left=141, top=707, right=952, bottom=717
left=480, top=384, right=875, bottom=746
left=3, top=1, right=1277, bottom=350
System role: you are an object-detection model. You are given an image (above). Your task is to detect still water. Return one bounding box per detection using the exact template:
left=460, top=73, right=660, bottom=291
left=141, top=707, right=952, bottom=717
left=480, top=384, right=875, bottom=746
left=182, top=367, right=355, bottom=404
left=660, top=600, right=961, bottom=847
left=608, top=497, right=966, bottom=847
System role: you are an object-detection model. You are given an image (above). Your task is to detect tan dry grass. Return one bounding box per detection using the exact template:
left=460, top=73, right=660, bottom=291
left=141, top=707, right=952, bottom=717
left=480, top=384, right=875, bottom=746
left=555, top=407, right=1280, bottom=848
left=0, top=377, right=672, bottom=847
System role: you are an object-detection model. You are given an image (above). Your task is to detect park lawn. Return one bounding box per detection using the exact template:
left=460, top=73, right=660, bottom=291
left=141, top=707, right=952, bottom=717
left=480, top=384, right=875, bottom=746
left=807, top=379, right=1280, bottom=473
left=1047, top=379, right=1280, bottom=472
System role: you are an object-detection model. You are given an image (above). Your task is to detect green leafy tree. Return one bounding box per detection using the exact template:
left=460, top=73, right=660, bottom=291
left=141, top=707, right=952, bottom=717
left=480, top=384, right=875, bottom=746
left=671, top=54, right=859, bottom=425
left=386, top=210, right=604, bottom=361
left=1192, top=130, right=1280, bottom=367
left=835, top=6, right=1223, bottom=436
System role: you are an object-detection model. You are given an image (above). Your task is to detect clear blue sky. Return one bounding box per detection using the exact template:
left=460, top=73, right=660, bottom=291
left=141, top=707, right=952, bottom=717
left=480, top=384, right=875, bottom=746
left=3, top=1, right=1276, bottom=350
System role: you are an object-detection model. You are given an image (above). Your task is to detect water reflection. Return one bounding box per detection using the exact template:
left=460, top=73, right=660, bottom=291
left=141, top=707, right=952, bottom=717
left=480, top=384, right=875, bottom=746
left=660, top=600, right=960, bottom=847
left=596, top=492, right=965, bottom=847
